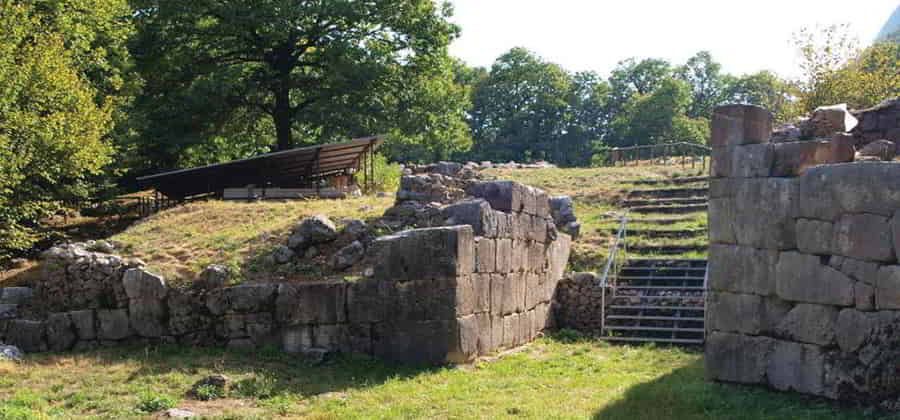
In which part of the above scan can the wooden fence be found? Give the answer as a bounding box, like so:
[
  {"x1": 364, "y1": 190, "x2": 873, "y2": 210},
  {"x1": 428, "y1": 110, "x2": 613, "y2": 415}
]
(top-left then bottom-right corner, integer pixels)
[{"x1": 608, "y1": 142, "x2": 712, "y2": 171}]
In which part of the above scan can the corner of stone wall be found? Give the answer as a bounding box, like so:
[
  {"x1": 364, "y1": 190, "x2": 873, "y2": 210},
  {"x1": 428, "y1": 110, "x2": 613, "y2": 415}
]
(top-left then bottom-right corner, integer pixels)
[{"x1": 706, "y1": 103, "x2": 900, "y2": 403}]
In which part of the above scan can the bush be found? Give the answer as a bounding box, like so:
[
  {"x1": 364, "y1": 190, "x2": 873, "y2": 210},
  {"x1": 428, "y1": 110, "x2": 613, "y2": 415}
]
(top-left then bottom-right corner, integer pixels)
[
  {"x1": 192, "y1": 384, "x2": 225, "y2": 401},
  {"x1": 135, "y1": 392, "x2": 176, "y2": 413},
  {"x1": 234, "y1": 374, "x2": 278, "y2": 399},
  {"x1": 356, "y1": 153, "x2": 401, "y2": 193}
]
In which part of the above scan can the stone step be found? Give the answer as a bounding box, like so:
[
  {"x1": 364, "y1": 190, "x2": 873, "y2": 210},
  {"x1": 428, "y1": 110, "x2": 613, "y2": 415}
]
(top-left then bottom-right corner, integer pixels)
[
  {"x1": 631, "y1": 176, "x2": 709, "y2": 186},
  {"x1": 606, "y1": 315, "x2": 705, "y2": 322},
  {"x1": 611, "y1": 285, "x2": 706, "y2": 291},
  {"x1": 629, "y1": 203, "x2": 708, "y2": 214},
  {"x1": 624, "y1": 197, "x2": 708, "y2": 208},
  {"x1": 616, "y1": 275, "x2": 706, "y2": 282},
  {"x1": 604, "y1": 325, "x2": 705, "y2": 333},
  {"x1": 628, "y1": 244, "x2": 708, "y2": 255},
  {"x1": 612, "y1": 228, "x2": 707, "y2": 238},
  {"x1": 622, "y1": 259, "x2": 708, "y2": 268},
  {"x1": 608, "y1": 305, "x2": 704, "y2": 311},
  {"x1": 628, "y1": 217, "x2": 698, "y2": 226},
  {"x1": 598, "y1": 336, "x2": 704, "y2": 345},
  {"x1": 627, "y1": 187, "x2": 709, "y2": 199}
]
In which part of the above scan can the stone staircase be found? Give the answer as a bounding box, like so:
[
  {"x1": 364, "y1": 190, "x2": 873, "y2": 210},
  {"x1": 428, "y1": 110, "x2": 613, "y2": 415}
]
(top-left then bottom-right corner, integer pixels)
[
  {"x1": 601, "y1": 259, "x2": 707, "y2": 344},
  {"x1": 621, "y1": 176, "x2": 709, "y2": 256}
]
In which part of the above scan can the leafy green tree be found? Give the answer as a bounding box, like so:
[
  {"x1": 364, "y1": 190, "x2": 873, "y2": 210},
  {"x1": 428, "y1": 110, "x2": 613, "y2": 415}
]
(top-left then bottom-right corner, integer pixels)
[
  {"x1": 607, "y1": 58, "x2": 672, "y2": 117},
  {"x1": 676, "y1": 51, "x2": 727, "y2": 119},
  {"x1": 560, "y1": 72, "x2": 610, "y2": 166},
  {"x1": 469, "y1": 48, "x2": 572, "y2": 163},
  {"x1": 724, "y1": 70, "x2": 800, "y2": 124},
  {"x1": 131, "y1": 0, "x2": 465, "y2": 169},
  {"x1": 0, "y1": 2, "x2": 113, "y2": 260}
]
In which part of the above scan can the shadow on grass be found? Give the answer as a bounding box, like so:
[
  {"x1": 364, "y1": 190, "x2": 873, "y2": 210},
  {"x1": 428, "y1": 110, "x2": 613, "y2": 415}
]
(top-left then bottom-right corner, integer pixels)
[
  {"x1": 591, "y1": 358, "x2": 881, "y2": 420},
  {"x1": 26, "y1": 344, "x2": 442, "y2": 400}
]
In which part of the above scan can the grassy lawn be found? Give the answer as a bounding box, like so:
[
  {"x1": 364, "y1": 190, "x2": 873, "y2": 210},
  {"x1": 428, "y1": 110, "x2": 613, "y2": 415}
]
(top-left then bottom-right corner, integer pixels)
[{"x1": 0, "y1": 334, "x2": 880, "y2": 419}]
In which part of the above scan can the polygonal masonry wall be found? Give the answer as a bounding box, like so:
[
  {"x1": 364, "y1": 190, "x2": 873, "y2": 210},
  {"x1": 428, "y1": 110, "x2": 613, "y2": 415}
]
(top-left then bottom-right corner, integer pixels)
[
  {"x1": 706, "y1": 103, "x2": 900, "y2": 403},
  {"x1": 0, "y1": 179, "x2": 571, "y2": 366}
]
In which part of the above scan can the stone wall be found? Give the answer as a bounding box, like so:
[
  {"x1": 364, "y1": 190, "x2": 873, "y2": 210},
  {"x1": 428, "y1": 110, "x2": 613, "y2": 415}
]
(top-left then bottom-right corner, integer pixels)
[
  {"x1": 1, "y1": 180, "x2": 572, "y2": 366},
  {"x1": 706, "y1": 103, "x2": 900, "y2": 404},
  {"x1": 853, "y1": 98, "x2": 900, "y2": 150},
  {"x1": 554, "y1": 272, "x2": 604, "y2": 333}
]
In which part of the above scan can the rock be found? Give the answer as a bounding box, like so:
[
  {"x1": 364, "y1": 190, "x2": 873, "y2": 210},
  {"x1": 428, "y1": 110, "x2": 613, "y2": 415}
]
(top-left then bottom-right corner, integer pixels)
[
  {"x1": 711, "y1": 104, "x2": 773, "y2": 146},
  {"x1": 802, "y1": 103, "x2": 858, "y2": 138},
  {"x1": 442, "y1": 199, "x2": 499, "y2": 237},
  {"x1": 373, "y1": 226, "x2": 475, "y2": 282},
  {"x1": 776, "y1": 252, "x2": 853, "y2": 306},
  {"x1": 561, "y1": 221, "x2": 580, "y2": 239},
  {"x1": 87, "y1": 241, "x2": 115, "y2": 254},
  {"x1": 766, "y1": 340, "x2": 829, "y2": 397},
  {"x1": 771, "y1": 124, "x2": 802, "y2": 142},
  {"x1": 196, "y1": 265, "x2": 229, "y2": 290},
  {"x1": 272, "y1": 245, "x2": 295, "y2": 264},
  {"x1": 97, "y1": 309, "x2": 131, "y2": 341},
  {"x1": 129, "y1": 299, "x2": 167, "y2": 337},
  {"x1": 46, "y1": 313, "x2": 77, "y2": 351},
  {"x1": 833, "y1": 213, "x2": 894, "y2": 262},
  {"x1": 205, "y1": 284, "x2": 277, "y2": 315},
  {"x1": 708, "y1": 292, "x2": 789, "y2": 335},
  {"x1": 342, "y1": 219, "x2": 369, "y2": 240},
  {"x1": 288, "y1": 215, "x2": 338, "y2": 249},
  {"x1": 69, "y1": 310, "x2": 96, "y2": 340},
  {"x1": 304, "y1": 247, "x2": 319, "y2": 259},
  {"x1": 857, "y1": 140, "x2": 896, "y2": 161},
  {"x1": 7, "y1": 320, "x2": 46, "y2": 352},
  {"x1": 876, "y1": 266, "x2": 900, "y2": 309},
  {"x1": 0, "y1": 287, "x2": 33, "y2": 305},
  {"x1": 705, "y1": 332, "x2": 774, "y2": 384},
  {"x1": 774, "y1": 304, "x2": 838, "y2": 346},
  {"x1": 0, "y1": 344, "x2": 23, "y2": 361},
  {"x1": 795, "y1": 219, "x2": 834, "y2": 255},
  {"x1": 331, "y1": 241, "x2": 365, "y2": 271},
  {"x1": 164, "y1": 408, "x2": 195, "y2": 418},
  {"x1": 795, "y1": 163, "x2": 900, "y2": 220},
  {"x1": 122, "y1": 268, "x2": 167, "y2": 301},
  {"x1": 836, "y1": 309, "x2": 877, "y2": 353}
]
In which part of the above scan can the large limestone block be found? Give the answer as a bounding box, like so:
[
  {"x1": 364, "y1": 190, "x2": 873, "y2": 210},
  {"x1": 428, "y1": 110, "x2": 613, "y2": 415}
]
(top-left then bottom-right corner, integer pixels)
[
  {"x1": 766, "y1": 340, "x2": 829, "y2": 397},
  {"x1": 705, "y1": 332, "x2": 774, "y2": 384},
  {"x1": 876, "y1": 265, "x2": 900, "y2": 309},
  {"x1": 771, "y1": 140, "x2": 852, "y2": 177},
  {"x1": 708, "y1": 244, "x2": 778, "y2": 295},
  {"x1": 833, "y1": 213, "x2": 894, "y2": 262},
  {"x1": 206, "y1": 284, "x2": 277, "y2": 316},
  {"x1": 893, "y1": 211, "x2": 900, "y2": 263},
  {"x1": 475, "y1": 238, "x2": 496, "y2": 273},
  {"x1": 455, "y1": 274, "x2": 490, "y2": 316},
  {"x1": 442, "y1": 199, "x2": 499, "y2": 237},
  {"x1": 7, "y1": 320, "x2": 46, "y2": 352},
  {"x1": 836, "y1": 309, "x2": 877, "y2": 353},
  {"x1": 346, "y1": 279, "x2": 384, "y2": 323},
  {"x1": 803, "y1": 103, "x2": 858, "y2": 138},
  {"x1": 452, "y1": 315, "x2": 480, "y2": 363},
  {"x1": 129, "y1": 298, "x2": 168, "y2": 337},
  {"x1": 383, "y1": 277, "x2": 457, "y2": 321},
  {"x1": 69, "y1": 310, "x2": 96, "y2": 340},
  {"x1": 709, "y1": 178, "x2": 737, "y2": 199},
  {"x1": 795, "y1": 219, "x2": 834, "y2": 255},
  {"x1": 281, "y1": 325, "x2": 313, "y2": 354},
  {"x1": 795, "y1": 163, "x2": 900, "y2": 221},
  {"x1": 774, "y1": 304, "x2": 838, "y2": 346},
  {"x1": 731, "y1": 144, "x2": 774, "y2": 178},
  {"x1": 97, "y1": 309, "x2": 131, "y2": 340},
  {"x1": 835, "y1": 257, "x2": 880, "y2": 285},
  {"x1": 776, "y1": 252, "x2": 853, "y2": 306},
  {"x1": 711, "y1": 104, "x2": 773, "y2": 147},
  {"x1": 547, "y1": 233, "x2": 572, "y2": 283},
  {"x1": 708, "y1": 292, "x2": 789, "y2": 335},
  {"x1": 373, "y1": 226, "x2": 475, "y2": 281},
  {"x1": 46, "y1": 313, "x2": 77, "y2": 352},
  {"x1": 467, "y1": 181, "x2": 535, "y2": 214},
  {"x1": 122, "y1": 268, "x2": 167, "y2": 301},
  {"x1": 733, "y1": 178, "x2": 797, "y2": 249},
  {"x1": 373, "y1": 320, "x2": 457, "y2": 365},
  {"x1": 710, "y1": 147, "x2": 732, "y2": 178},
  {"x1": 708, "y1": 198, "x2": 737, "y2": 244},
  {"x1": 276, "y1": 282, "x2": 347, "y2": 325}
]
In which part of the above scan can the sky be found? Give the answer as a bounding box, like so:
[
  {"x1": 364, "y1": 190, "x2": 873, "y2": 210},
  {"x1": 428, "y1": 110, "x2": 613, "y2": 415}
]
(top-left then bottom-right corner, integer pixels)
[{"x1": 447, "y1": 0, "x2": 899, "y2": 79}]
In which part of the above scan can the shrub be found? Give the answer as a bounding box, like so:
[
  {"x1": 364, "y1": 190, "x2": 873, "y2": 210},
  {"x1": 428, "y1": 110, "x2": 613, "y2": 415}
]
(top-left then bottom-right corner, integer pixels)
[
  {"x1": 356, "y1": 153, "x2": 401, "y2": 193},
  {"x1": 135, "y1": 392, "x2": 176, "y2": 413},
  {"x1": 234, "y1": 374, "x2": 278, "y2": 399},
  {"x1": 193, "y1": 384, "x2": 225, "y2": 401}
]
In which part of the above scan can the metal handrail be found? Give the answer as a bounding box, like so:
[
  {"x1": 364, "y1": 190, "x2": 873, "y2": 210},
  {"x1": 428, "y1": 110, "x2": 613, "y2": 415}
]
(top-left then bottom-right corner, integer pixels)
[
  {"x1": 611, "y1": 142, "x2": 712, "y2": 153},
  {"x1": 599, "y1": 213, "x2": 629, "y2": 337},
  {"x1": 608, "y1": 142, "x2": 712, "y2": 171}
]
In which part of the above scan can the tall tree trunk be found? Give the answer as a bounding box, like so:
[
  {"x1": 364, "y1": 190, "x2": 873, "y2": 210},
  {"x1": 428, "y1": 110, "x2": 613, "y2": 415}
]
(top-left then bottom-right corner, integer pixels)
[{"x1": 274, "y1": 84, "x2": 292, "y2": 151}]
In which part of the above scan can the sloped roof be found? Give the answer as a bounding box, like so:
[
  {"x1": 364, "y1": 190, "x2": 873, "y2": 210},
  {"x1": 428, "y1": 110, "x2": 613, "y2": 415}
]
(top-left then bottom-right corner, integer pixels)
[{"x1": 137, "y1": 136, "x2": 382, "y2": 198}]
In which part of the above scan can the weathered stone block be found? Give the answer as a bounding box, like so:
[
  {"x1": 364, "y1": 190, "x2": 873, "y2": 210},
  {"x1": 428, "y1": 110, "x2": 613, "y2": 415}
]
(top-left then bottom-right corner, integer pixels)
[
  {"x1": 774, "y1": 304, "x2": 838, "y2": 346},
  {"x1": 373, "y1": 320, "x2": 456, "y2": 365},
  {"x1": 474, "y1": 312, "x2": 493, "y2": 354},
  {"x1": 276, "y1": 282, "x2": 347, "y2": 325},
  {"x1": 442, "y1": 199, "x2": 498, "y2": 237},
  {"x1": 708, "y1": 244, "x2": 778, "y2": 295},
  {"x1": 69, "y1": 310, "x2": 96, "y2": 340},
  {"x1": 734, "y1": 178, "x2": 797, "y2": 249},
  {"x1": 46, "y1": 313, "x2": 76, "y2": 352},
  {"x1": 467, "y1": 181, "x2": 532, "y2": 213},
  {"x1": 795, "y1": 219, "x2": 834, "y2": 255},
  {"x1": 833, "y1": 213, "x2": 894, "y2": 262},
  {"x1": 547, "y1": 233, "x2": 571, "y2": 283},
  {"x1": 453, "y1": 314, "x2": 479, "y2": 363},
  {"x1": 313, "y1": 324, "x2": 347, "y2": 351},
  {"x1": 708, "y1": 292, "x2": 789, "y2": 334},
  {"x1": 766, "y1": 340, "x2": 828, "y2": 397},
  {"x1": 384, "y1": 277, "x2": 457, "y2": 321},
  {"x1": 876, "y1": 266, "x2": 900, "y2": 310},
  {"x1": 854, "y1": 282, "x2": 875, "y2": 311},
  {"x1": 122, "y1": 268, "x2": 167, "y2": 301},
  {"x1": 97, "y1": 309, "x2": 131, "y2": 341},
  {"x1": 347, "y1": 279, "x2": 384, "y2": 323},
  {"x1": 836, "y1": 309, "x2": 877, "y2": 353},
  {"x1": 510, "y1": 240, "x2": 528, "y2": 270},
  {"x1": 711, "y1": 147, "x2": 733, "y2": 178},
  {"x1": 167, "y1": 291, "x2": 211, "y2": 336},
  {"x1": 795, "y1": 163, "x2": 900, "y2": 220},
  {"x1": 206, "y1": 284, "x2": 277, "y2": 315},
  {"x1": 709, "y1": 198, "x2": 737, "y2": 244},
  {"x1": 731, "y1": 144, "x2": 773, "y2": 178},
  {"x1": 776, "y1": 252, "x2": 853, "y2": 306},
  {"x1": 475, "y1": 238, "x2": 496, "y2": 273},
  {"x1": 705, "y1": 332, "x2": 773, "y2": 384},
  {"x1": 524, "y1": 272, "x2": 542, "y2": 310},
  {"x1": 373, "y1": 226, "x2": 475, "y2": 281},
  {"x1": 771, "y1": 140, "x2": 851, "y2": 177},
  {"x1": 711, "y1": 104, "x2": 773, "y2": 147},
  {"x1": 281, "y1": 325, "x2": 313, "y2": 353},
  {"x1": 838, "y1": 258, "x2": 880, "y2": 285},
  {"x1": 129, "y1": 299, "x2": 167, "y2": 337},
  {"x1": 0, "y1": 287, "x2": 33, "y2": 305},
  {"x1": 7, "y1": 320, "x2": 46, "y2": 352}
]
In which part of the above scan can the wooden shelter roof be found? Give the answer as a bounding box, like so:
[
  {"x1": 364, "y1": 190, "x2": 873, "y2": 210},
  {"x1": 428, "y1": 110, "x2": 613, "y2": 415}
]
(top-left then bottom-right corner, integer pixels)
[{"x1": 137, "y1": 136, "x2": 383, "y2": 199}]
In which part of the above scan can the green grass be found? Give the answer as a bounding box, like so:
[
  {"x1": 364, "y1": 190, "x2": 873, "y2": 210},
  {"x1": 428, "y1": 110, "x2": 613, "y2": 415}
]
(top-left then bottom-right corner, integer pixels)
[{"x1": 0, "y1": 335, "x2": 883, "y2": 419}]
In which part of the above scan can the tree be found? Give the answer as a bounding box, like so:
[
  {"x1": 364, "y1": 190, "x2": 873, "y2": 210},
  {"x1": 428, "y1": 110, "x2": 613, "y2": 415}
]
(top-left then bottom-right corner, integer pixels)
[
  {"x1": 0, "y1": 2, "x2": 113, "y2": 260},
  {"x1": 676, "y1": 51, "x2": 728, "y2": 119},
  {"x1": 607, "y1": 58, "x2": 672, "y2": 117},
  {"x1": 611, "y1": 77, "x2": 701, "y2": 146},
  {"x1": 131, "y1": 0, "x2": 463, "y2": 163},
  {"x1": 469, "y1": 48, "x2": 572, "y2": 163},
  {"x1": 725, "y1": 70, "x2": 800, "y2": 124},
  {"x1": 560, "y1": 72, "x2": 610, "y2": 166}
]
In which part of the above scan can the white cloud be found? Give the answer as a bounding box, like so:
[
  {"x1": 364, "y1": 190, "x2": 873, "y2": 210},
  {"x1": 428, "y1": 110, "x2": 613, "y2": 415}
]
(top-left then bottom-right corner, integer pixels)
[{"x1": 447, "y1": 0, "x2": 898, "y2": 78}]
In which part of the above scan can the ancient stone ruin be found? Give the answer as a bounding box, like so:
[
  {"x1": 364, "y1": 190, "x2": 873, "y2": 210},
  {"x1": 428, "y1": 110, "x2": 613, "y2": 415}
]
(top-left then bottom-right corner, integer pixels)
[
  {"x1": 706, "y1": 100, "x2": 900, "y2": 405},
  {"x1": 0, "y1": 167, "x2": 574, "y2": 366}
]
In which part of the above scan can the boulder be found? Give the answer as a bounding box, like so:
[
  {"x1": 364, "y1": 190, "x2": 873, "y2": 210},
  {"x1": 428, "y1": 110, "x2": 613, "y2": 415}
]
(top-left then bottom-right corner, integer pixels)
[
  {"x1": 342, "y1": 219, "x2": 369, "y2": 241},
  {"x1": 0, "y1": 344, "x2": 23, "y2": 361},
  {"x1": 857, "y1": 140, "x2": 896, "y2": 161},
  {"x1": 331, "y1": 241, "x2": 365, "y2": 271},
  {"x1": 771, "y1": 124, "x2": 802, "y2": 143},
  {"x1": 196, "y1": 265, "x2": 229, "y2": 290},
  {"x1": 802, "y1": 103, "x2": 858, "y2": 138},
  {"x1": 287, "y1": 215, "x2": 338, "y2": 249},
  {"x1": 122, "y1": 268, "x2": 167, "y2": 301},
  {"x1": 271, "y1": 245, "x2": 295, "y2": 264}
]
